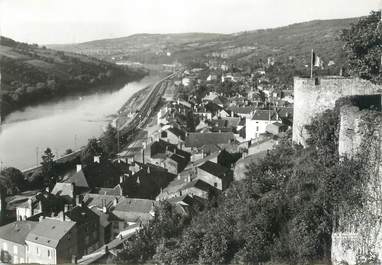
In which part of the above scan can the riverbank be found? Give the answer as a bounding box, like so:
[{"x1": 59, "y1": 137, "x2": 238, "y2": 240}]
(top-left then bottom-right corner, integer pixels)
[
  {"x1": 1, "y1": 72, "x2": 148, "y2": 120},
  {"x1": 0, "y1": 76, "x2": 157, "y2": 170}
]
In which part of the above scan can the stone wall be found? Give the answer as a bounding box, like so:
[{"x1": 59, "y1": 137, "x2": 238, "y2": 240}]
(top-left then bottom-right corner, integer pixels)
[
  {"x1": 332, "y1": 104, "x2": 382, "y2": 265},
  {"x1": 292, "y1": 76, "x2": 382, "y2": 146}
]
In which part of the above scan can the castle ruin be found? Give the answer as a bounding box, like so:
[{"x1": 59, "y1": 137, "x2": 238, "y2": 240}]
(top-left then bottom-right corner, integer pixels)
[
  {"x1": 292, "y1": 76, "x2": 382, "y2": 264},
  {"x1": 292, "y1": 76, "x2": 382, "y2": 146}
]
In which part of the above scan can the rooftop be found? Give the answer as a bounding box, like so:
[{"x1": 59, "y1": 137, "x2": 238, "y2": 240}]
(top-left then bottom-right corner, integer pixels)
[
  {"x1": 26, "y1": 218, "x2": 76, "y2": 248},
  {"x1": 0, "y1": 221, "x2": 37, "y2": 245}
]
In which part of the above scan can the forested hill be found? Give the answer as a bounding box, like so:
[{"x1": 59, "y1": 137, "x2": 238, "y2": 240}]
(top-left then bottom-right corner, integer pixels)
[
  {"x1": 50, "y1": 17, "x2": 359, "y2": 66},
  {"x1": 0, "y1": 36, "x2": 147, "y2": 117}
]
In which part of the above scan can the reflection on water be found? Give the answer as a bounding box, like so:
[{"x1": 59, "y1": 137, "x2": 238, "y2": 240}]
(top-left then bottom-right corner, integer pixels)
[{"x1": 0, "y1": 76, "x2": 157, "y2": 170}]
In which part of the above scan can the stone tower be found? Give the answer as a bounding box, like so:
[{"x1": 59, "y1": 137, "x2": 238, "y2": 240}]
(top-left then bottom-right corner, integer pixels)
[{"x1": 292, "y1": 76, "x2": 382, "y2": 146}]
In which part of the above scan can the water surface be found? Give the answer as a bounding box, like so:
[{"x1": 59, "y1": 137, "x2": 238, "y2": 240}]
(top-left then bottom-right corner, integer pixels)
[{"x1": 0, "y1": 76, "x2": 158, "y2": 170}]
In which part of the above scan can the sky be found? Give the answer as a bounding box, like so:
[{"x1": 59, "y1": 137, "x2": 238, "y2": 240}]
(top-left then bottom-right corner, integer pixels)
[{"x1": 0, "y1": 0, "x2": 381, "y2": 44}]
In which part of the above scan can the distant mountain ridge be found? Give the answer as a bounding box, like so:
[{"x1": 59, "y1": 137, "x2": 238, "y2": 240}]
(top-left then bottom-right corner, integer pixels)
[
  {"x1": 49, "y1": 17, "x2": 360, "y2": 66},
  {"x1": 0, "y1": 36, "x2": 146, "y2": 117}
]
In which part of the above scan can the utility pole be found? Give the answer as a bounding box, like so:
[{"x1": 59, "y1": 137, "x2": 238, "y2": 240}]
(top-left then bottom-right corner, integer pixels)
[{"x1": 35, "y1": 147, "x2": 39, "y2": 166}]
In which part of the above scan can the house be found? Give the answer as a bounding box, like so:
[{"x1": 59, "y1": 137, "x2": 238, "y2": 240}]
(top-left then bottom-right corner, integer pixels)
[
  {"x1": 63, "y1": 167, "x2": 90, "y2": 193},
  {"x1": 96, "y1": 184, "x2": 123, "y2": 196},
  {"x1": 51, "y1": 182, "x2": 75, "y2": 204},
  {"x1": 178, "y1": 179, "x2": 215, "y2": 199},
  {"x1": 0, "y1": 220, "x2": 37, "y2": 264},
  {"x1": 182, "y1": 78, "x2": 191, "y2": 87},
  {"x1": 157, "y1": 105, "x2": 169, "y2": 125},
  {"x1": 185, "y1": 132, "x2": 235, "y2": 151},
  {"x1": 25, "y1": 217, "x2": 78, "y2": 264},
  {"x1": 160, "y1": 126, "x2": 186, "y2": 146},
  {"x1": 122, "y1": 165, "x2": 176, "y2": 199},
  {"x1": 90, "y1": 208, "x2": 112, "y2": 246},
  {"x1": 202, "y1": 91, "x2": 219, "y2": 102},
  {"x1": 16, "y1": 197, "x2": 42, "y2": 221},
  {"x1": 228, "y1": 106, "x2": 257, "y2": 119},
  {"x1": 65, "y1": 205, "x2": 100, "y2": 256},
  {"x1": 266, "y1": 122, "x2": 288, "y2": 136},
  {"x1": 207, "y1": 74, "x2": 218, "y2": 82},
  {"x1": 164, "y1": 154, "x2": 189, "y2": 174},
  {"x1": 111, "y1": 198, "x2": 155, "y2": 237},
  {"x1": 245, "y1": 110, "x2": 280, "y2": 140},
  {"x1": 197, "y1": 161, "x2": 232, "y2": 190}
]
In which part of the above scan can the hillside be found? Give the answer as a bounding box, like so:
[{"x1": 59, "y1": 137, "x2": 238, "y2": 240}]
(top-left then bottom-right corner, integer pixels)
[
  {"x1": 0, "y1": 36, "x2": 147, "y2": 117},
  {"x1": 50, "y1": 17, "x2": 359, "y2": 66}
]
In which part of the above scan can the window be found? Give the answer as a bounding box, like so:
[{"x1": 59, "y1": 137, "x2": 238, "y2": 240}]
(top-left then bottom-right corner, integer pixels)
[
  {"x1": 214, "y1": 182, "x2": 217, "y2": 187},
  {"x1": 26, "y1": 245, "x2": 29, "y2": 253},
  {"x1": 13, "y1": 245, "x2": 18, "y2": 254},
  {"x1": 48, "y1": 249, "x2": 51, "y2": 258},
  {"x1": 256, "y1": 126, "x2": 259, "y2": 132},
  {"x1": 36, "y1": 247, "x2": 39, "y2": 255}
]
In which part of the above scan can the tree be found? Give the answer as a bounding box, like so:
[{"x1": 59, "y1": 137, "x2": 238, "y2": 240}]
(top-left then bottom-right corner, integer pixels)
[
  {"x1": 81, "y1": 138, "x2": 104, "y2": 165},
  {"x1": 41, "y1": 148, "x2": 57, "y2": 190},
  {"x1": 101, "y1": 124, "x2": 118, "y2": 155},
  {"x1": 341, "y1": 11, "x2": 382, "y2": 83},
  {"x1": 0, "y1": 167, "x2": 28, "y2": 193}
]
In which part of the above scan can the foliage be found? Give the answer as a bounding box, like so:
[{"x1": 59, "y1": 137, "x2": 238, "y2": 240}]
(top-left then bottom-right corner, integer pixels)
[
  {"x1": 0, "y1": 36, "x2": 147, "y2": 117},
  {"x1": 81, "y1": 138, "x2": 104, "y2": 165},
  {"x1": 101, "y1": 124, "x2": 118, "y2": 155},
  {"x1": 341, "y1": 11, "x2": 382, "y2": 83},
  {"x1": 41, "y1": 148, "x2": 58, "y2": 190},
  {"x1": 126, "y1": 109, "x2": 367, "y2": 265},
  {"x1": 116, "y1": 201, "x2": 189, "y2": 264},
  {"x1": 0, "y1": 167, "x2": 28, "y2": 194}
]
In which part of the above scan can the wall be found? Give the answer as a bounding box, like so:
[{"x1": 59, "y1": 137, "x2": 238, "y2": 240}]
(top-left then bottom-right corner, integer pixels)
[
  {"x1": 246, "y1": 118, "x2": 276, "y2": 140},
  {"x1": 292, "y1": 76, "x2": 382, "y2": 146},
  {"x1": 0, "y1": 240, "x2": 26, "y2": 264},
  {"x1": 197, "y1": 170, "x2": 222, "y2": 190},
  {"x1": 332, "y1": 105, "x2": 382, "y2": 265}
]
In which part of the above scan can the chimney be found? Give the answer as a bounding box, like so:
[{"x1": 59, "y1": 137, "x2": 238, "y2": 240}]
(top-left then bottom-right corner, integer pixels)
[
  {"x1": 120, "y1": 175, "x2": 124, "y2": 184},
  {"x1": 39, "y1": 215, "x2": 45, "y2": 222},
  {"x1": 75, "y1": 195, "x2": 81, "y2": 206},
  {"x1": 94, "y1": 156, "x2": 100, "y2": 163},
  {"x1": 187, "y1": 175, "x2": 191, "y2": 183},
  {"x1": 64, "y1": 204, "x2": 70, "y2": 213},
  {"x1": 58, "y1": 211, "x2": 65, "y2": 221},
  {"x1": 113, "y1": 198, "x2": 118, "y2": 207},
  {"x1": 76, "y1": 164, "x2": 82, "y2": 172}
]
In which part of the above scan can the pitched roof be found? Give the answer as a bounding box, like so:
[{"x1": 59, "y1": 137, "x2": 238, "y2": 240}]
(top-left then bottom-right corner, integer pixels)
[
  {"x1": 228, "y1": 106, "x2": 257, "y2": 114},
  {"x1": 84, "y1": 193, "x2": 123, "y2": 210},
  {"x1": 198, "y1": 161, "x2": 230, "y2": 178},
  {"x1": 65, "y1": 205, "x2": 99, "y2": 224},
  {"x1": 0, "y1": 221, "x2": 37, "y2": 245},
  {"x1": 64, "y1": 170, "x2": 89, "y2": 189},
  {"x1": 180, "y1": 179, "x2": 213, "y2": 192},
  {"x1": 52, "y1": 182, "x2": 74, "y2": 200},
  {"x1": 167, "y1": 127, "x2": 186, "y2": 140},
  {"x1": 252, "y1": 110, "x2": 279, "y2": 121},
  {"x1": 112, "y1": 198, "x2": 155, "y2": 223},
  {"x1": 185, "y1": 132, "x2": 235, "y2": 148},
  {"x1": 97, "y1": 185, "x2": 123, "y2": 196},
  {"x1": 26, "y1": 218, "x2": 76, "y2": 248}
]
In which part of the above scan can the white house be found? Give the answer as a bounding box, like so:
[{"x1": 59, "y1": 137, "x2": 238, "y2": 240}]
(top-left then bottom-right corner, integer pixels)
[{"x1": 245, "y1": 110, "x2": 280, "y2": 140}]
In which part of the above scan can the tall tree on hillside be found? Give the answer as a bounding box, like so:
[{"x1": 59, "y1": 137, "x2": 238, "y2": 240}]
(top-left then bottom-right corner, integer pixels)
[
  {"x1": 41, "y1": 148, "x2": 57, "y2": 190},
  {"x1": 341, "y1": 11, "x2": 382, "y2": 83}
]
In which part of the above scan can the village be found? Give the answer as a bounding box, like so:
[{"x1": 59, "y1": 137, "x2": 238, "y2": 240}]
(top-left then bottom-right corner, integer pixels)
[{"x1": 0, "y1": 57, "x2": 296, "y2": 264}]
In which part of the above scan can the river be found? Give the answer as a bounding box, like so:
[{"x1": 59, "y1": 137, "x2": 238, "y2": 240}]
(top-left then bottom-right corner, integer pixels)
[{"x1": 0, "y1": 75, "x2": 159, "y2": 170}]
